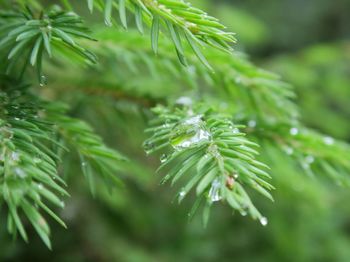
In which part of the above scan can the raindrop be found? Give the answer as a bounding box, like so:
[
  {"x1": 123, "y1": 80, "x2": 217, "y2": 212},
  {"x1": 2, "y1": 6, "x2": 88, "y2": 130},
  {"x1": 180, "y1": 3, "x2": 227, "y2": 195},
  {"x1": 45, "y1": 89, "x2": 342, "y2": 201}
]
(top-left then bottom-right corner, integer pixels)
[
  {"x1": 184, "y1": 115, "x2": 202, "y2": 125},
  {"x1": 178, "y1": 190, "x2": 186, "y2": 202},
  {"x1": 176, "y1": 96, "x2": 192, "y2": 106},
  {"x1": 15, "y1": 168, "x2": 27, "y2": 178},
  {"x1": 47, "y1": 25, "x2": 52, "y2": 30},
  {"x1": 208, "y1": 178, "x2": 222, "y2": 202},
  {"x1": 260, "y1": 216, "x2": 268, "y2": 226},
  {"x1": 248, "y1": 120, "x2": 256, "y2": 128},
  {"x1": 305, "y1": 155, "x2": 314, "y2": 164},
  {"x1": 290, "y1": 127, "x2": 299, "y2": 136},
  {"x1": 323, "y1": 136, "x2": 334, "y2": 145},
  {"x1": 81, "y1": 162, "x2": 87, "y2": 167},
  {"x1": 285, "y1": 147, "x2": 294, "y2": 155},
  {"x1": 34, "y1": 157, "x2": 42, "y2": 164},
  {"x1": 232, "y1": 127, "x2": 239, "y2": 134},
  {"x1": 11, "y1": 151, "x2": 20, "y2": 161},
  {"x1": 160, "y1": 154, "x2": 168, "y2": 163},
  {"x1": 14, "y1": 117, "x2": 20, "y2": 121},
  {"x1": 40, "y1": 75, "x2": 47, "y2": 87},
  {"x1": 37, "y1": 183, "x2": 43, "y2": 190},
  {"x1": 240, "y1": 210, "x2": 247, "y2": 216}
]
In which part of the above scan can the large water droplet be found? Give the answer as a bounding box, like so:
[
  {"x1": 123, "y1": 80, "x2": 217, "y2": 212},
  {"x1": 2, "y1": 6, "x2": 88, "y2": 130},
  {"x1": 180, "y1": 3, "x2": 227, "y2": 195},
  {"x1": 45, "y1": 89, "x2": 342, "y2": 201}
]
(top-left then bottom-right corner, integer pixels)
[
  {"x1": 290, "y1": 127, "x2": 299, "y2": 136},
  {"x1": 208, "y1": 178, "x2": 222, "y2": 202},
  {"x1": 260, "y1": 216, "x2": 268, "y2": 226}
]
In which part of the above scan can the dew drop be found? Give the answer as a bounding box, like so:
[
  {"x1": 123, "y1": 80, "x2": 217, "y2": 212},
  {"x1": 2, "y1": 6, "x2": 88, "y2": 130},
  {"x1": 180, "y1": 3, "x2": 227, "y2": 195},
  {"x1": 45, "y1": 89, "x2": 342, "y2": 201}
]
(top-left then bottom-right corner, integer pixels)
[
  {"x1": 15, "y1": 168, "x2": 27, "y2": 178},
  {"x1": 305, "y1": 155, "x2": 314, "y2": 164},
  {"x1": 290, "y1": 127, "x2": 299, "y2": 136},
  {"x1": 232, "y1": 127, "x2": 239, "y2": 134},
  {"x1": 323, "y1": 136, "x2": 334, "y2": 145},
  {"x1": 178, "y1": 190, "x2": 186, "y2": 202},
  {"x1": 176, "y1": 96, "x2": 192, "y2": 106},
  {"x1": 11, "y1": 151, "x2": 20, "y2": 161},
  {"x1": 160, "y1": 154, "x2": 168, "y2": 163},
  {"x1": 285, "y1": 147, "x2": 294, "y2": 155},
  {"x1": 248, "y1": 120, "x2": 256, "y2": 128},
  {"x1": 260, "y1": 216, "x2": 268, "y2": 226},
  {"x1": 40, "y1": 75, "x2": 47, "y2": 87},
  {"x1": 37, "y1": 183, "x2": 43, "y2": 190},
  {"x1": 208, "y1": 178, "x2": 222, "y2": 202}
]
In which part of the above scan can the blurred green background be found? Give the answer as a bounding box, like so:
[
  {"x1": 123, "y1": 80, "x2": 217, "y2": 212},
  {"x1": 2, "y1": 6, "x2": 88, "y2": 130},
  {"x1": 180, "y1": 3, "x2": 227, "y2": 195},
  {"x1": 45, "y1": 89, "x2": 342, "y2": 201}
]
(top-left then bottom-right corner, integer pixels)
[{"x1": 1, "y1": 0, "x2": 350, "y2": 261}]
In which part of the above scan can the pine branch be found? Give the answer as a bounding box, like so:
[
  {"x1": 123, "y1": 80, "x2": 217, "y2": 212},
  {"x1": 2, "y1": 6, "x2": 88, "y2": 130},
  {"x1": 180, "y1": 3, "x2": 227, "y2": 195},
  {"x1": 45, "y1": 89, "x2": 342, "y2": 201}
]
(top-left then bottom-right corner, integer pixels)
[
  {"x1": 0, "y1": 7, "x2": 96, "y2": 83},
  {"x1": 144, "y1": 103, "x2": 273, "y2": 225},
  {"x1": 0, "y1": 76, "x2": 126, "y2": 247}
]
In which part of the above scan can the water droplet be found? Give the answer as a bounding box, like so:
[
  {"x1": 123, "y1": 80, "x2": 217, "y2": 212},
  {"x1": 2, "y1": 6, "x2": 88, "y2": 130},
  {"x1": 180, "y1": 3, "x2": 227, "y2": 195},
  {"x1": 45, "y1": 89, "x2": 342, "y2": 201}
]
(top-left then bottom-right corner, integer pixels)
[
  {"x1": 104, "y1": 19, "x2": 112, "y2": 27},
  {"x1": 232, "y1": 127, "x2": 239, "y2": 134},
  {"x1": 240, "y1": 210, "x2": 247, "y2": 216},
  {"x1": 248, "y1": 120, "x2": 256, "y2": 128},
  {"x1": 178, "y1": 190, "x2": 186, "y2": 202},
  {"x1": 174, "y1": 129, "x2": 210, "y2": 150},
  {"x1": 235, "y1": 77, "x2": 242, "y2": 84},
  {"x1": 323, "y1": 136, "x2": 334, "y2": 145},
  {"x1": 305, "y1": 155, "x2": 314, "y2": 164},
  {"x1": 37, "y1": 184, "x2": 43, "y2": 190},
  {"x1": 47, "y1": 25, "x2": 52, "y2": 30},
  {"x1": 176, "y1": 96, "x2": 192, "y2": 106},
  {"x1": 15, "y1": 168, "x2": 27, "y2": 178},
  {"x1": 40, "y1": 75, "x2": 47, "y2": 87},
  {"x1": 34, "y1": 157, "x2": 42, "y2": 164},
  {"x1": 260, "y1": 216, "x2": 268, "y2": 226},
  {"x1": 284, "y1": 147, "x2": 294, "y2": 155},
  {"x1": 184, "y1": 115, "x2": 202, "y2": 125},
  {"x1": 81, "y1": 162, "x2": 87, "y2": 167},
  {"x1": 290, "y1": 127, "x2": 299, "y2": 136},
  {"x1": 160, "y1": 154, "x2": 168, "y2": 163},
  {"x1": 208, "y1": 178, "x2": 222, "y2": 202},
  {"x1": 11, "y1": 151, "x2": 20, "y2": 161},
  {"x1": 144, "y1": 141, "x2": 154, "y2": 152},
  {"x1": 14, "y1": 117, "x2": 20, "y2": 121}
]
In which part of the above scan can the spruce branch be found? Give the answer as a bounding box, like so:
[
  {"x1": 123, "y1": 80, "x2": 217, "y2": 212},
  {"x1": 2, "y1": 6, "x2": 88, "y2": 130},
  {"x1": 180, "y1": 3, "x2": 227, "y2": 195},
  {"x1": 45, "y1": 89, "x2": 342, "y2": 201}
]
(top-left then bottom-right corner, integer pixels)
[
  {"x1": 144, "y1": 103, "x2": 273, "y2": 225},
  {"x1": 0, "y1": 6, "x2": 96, "y2": 84}
]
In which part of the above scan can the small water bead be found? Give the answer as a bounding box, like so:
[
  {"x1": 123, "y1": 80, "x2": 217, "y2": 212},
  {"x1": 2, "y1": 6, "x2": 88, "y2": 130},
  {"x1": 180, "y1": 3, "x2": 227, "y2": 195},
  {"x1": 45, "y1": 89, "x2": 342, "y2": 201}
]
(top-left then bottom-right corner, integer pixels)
[
  {"x1": 248, "y1": 120, "x2": 256, "y2": 128},
  {"x1": 208, "y1": 178, "x2": 222, "y2": 202},
  {"x1": 323, "y1": 136, "x2": 334, "y2": 145},
  {"x1": 160, "y1": 154, "x2": 168, "y2": 163},
  {"x1": 37, "y1": 183, "x2": 43, "y2": 190},
  {"x1": 232, "y1": 127, "x2": 240, "y2": 134},
  {"x1": 178, "y1": 190, "x2": 186, "y2": 202},
  {"x1": 15, "y1": 167, "x2": 27, "y2": 178},
  {"x1": 14, "y1": 117, "x2": 20, "y2": 121},
  {"x1": 260, "y1": 216, "x2": 268, "y2": 226},
  {"x1": 240, "y1": 210, "x2": 247, "y2": 216},
  {"x1": 176, "y1": 96, "x2": 193, "y2": 106},
  {"x1": 39, "y1": 75, "x2": 48, "y2": 87},
  {"x1": 305, "y1": 155, "x2": 315, "y2": 164},
  {"x1": 11, "y1": 151, "x2": 20, "y2": 161},
  {"x1": 290, "y1": 127, "x2": 299, "y2": 136},
  {"x1": 47, "y1": 25, "x2": 52, "y2": 30},
  {"x1": 81, "y1": 162, "x2": 87, "y2": 167},
  {"x1": 284, "y1": 147, "x2": 294, "y2": 155}
]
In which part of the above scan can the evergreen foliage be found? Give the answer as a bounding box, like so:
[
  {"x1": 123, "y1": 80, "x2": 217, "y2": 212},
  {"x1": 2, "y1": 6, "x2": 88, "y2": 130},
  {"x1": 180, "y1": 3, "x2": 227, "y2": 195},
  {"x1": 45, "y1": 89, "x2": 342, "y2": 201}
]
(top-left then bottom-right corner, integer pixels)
[{"x1": 0, "y1": 0, "x2": 349, "y2": 249}]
